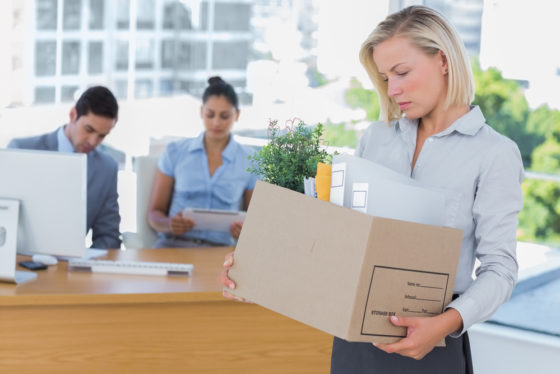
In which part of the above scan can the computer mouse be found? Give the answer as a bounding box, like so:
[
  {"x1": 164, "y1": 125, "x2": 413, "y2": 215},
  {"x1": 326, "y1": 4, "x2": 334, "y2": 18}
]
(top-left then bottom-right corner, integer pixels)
[{"x1": 32, "y1": 254, "x2": 58, "y2": 266}]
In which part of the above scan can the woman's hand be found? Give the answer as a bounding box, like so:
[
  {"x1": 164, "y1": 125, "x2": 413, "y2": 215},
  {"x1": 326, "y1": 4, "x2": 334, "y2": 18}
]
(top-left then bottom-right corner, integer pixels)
[
  {"x1": 219, "y1": 251, "x2": 251, "y2": 303},
  {"x1": 229, "y1": 221, "x2": 243, "y2": 239},
  {"x1": 374, "y1": 308, "x2": 463, "y2": 360},
  {"x1": 169, "y1": 212, "x2": 194, "y2": 235}
]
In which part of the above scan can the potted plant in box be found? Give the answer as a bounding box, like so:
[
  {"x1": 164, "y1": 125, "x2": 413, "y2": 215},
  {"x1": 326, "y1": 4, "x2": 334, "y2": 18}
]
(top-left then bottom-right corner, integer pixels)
[{"x1": 248, "y1": 119, "x2": 332, "y2": 193}]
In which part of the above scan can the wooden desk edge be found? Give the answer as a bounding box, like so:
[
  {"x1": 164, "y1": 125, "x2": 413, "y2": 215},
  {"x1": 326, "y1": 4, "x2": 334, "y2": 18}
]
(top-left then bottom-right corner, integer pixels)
[{"x1": 0, "y1": 290, "x2": 228, "y2": 307}]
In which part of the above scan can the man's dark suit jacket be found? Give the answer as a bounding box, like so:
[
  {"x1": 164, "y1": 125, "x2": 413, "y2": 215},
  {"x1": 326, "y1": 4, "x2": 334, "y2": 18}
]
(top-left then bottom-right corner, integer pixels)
[{"x1": 8, "y1": 127, "x2": 121, "y2": 249}]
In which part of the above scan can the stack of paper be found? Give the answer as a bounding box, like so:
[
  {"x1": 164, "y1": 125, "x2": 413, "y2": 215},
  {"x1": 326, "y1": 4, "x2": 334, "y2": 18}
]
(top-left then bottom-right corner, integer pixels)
[{"x1": 330, "y1": 154, "x2": 445, "y2": 226}]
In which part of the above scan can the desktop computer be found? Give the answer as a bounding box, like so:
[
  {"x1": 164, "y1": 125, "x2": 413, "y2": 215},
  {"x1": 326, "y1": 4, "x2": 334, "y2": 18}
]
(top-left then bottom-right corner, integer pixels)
[{"x1": 0, "y1": 149, "x2": 87, "y2": 283}]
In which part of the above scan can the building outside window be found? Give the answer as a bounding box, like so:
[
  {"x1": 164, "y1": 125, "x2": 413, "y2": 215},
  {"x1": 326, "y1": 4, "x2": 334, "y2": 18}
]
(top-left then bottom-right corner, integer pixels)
[
  {"x1": 35, "y1": 41, "x2": 56, "y2": 76},
  {"x1": 162, "y1": 1, "x2": 192, "y2": 30},
  {"x1": 213, "y1": 41, "x2": 249, "y2": 70},
  {"x1": 62, "y1": 41, "x2": 80, "y2": 75},
  {"x1": 213, "y1": 3, "x2": 251, "y2": 31},
  {"x1": 88, "y1": 41, "x2": 104, "y2": 74},
  {"x1": 137, "y1": 0, "x2": 156, "y2": 29},
  {"x1": 22, "y1": 0, "x2": 253, "y2": 105},
  {"x1": 36, "y1": 0, "x2": 57, "y2": 30},
  {"x1": 63, "y1": 0, "x2": 82, "y2": 30},
  {"x1": 160, "y1": 39, "x2": 175, "y2": 69},
  {"x1": 115, "y1": 40, "x2": 129, "y2": 71},
  {"x1": 135, "y1": 79, "x2": 153, "y2": 98},
  {"x1": 117, "y1": 0, "x2": 130, "y2": 29},
  {"x1": 89, "y1": 0, "x2": 105, "y2": 30},
  {"x1": 61, "y1": 85, "x2": 79, "y2": 102},
  {"x1": 135, "y1": 39, "x2": 155, "y2": 69},
  {"x1": 114, "y1": 79, "x2": 128, "y2": 99},
  {"x1": 34, "y1": 86, "x2": 55, "y2": 104}
]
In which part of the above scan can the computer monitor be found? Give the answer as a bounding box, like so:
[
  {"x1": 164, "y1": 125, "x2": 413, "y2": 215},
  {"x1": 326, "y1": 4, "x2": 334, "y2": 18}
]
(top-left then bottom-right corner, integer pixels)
[{"x1": 0, "y1": 148, "x2": 87, "y2": 258}]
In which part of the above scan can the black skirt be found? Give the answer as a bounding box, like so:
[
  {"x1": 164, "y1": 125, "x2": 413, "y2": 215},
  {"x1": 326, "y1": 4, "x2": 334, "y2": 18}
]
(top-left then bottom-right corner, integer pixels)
[{"x1": 330, "y1": 332, "x2": 473, "y2": 374}]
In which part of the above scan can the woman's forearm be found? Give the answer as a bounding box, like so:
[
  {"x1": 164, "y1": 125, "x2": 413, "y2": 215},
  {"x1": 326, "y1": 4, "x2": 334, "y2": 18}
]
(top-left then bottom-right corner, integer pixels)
[{"x1": 148, "y1": 210, "x2": 171, "y2": 233}]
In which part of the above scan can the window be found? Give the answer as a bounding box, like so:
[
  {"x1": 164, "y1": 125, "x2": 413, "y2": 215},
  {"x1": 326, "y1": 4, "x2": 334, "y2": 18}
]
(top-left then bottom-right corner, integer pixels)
[
  {"x1": 89, "y1": 0, "x2": 104, "y2": 30},
  {"x1": 115, "y1": 40, "x2": 129, "y2": 70},
  {"x1": 176, "y1": 41, "x2": 193, "y2": 69},
  {"x1": 214, "y1": 3, "x2": 251, "y2": 32},
  {"x1": 114, "y1": 80, "x2": 128, "y2": 99},
  {"x1": 62, "y1": 41, "x2": 80, "y2": 75},
  {"x1": 35, "y1": 41, "x2": 57, "y2": 76},
  {"x1": 36, "y1": 0, "x2": 57, "y2": 30},
  {"x1": 161, "y1": 40, "x2": 206, "y2": 70},
  {"x1": 116, "y1": 0, "x2": 130, "y2": 29},
  {"x1": 212, "y1": 41, "x2": 249, "y2": 69},
  {"x1": 61, "y1": 86, "x2": 79, "y2": 102},
  {"x1": 88, "y1": 41, "x2": 103, "y2": 74},
  {"x1": 62, "y1": 41, "x2": 81, "y2": 75},
  {"x1": 190, "y1": 42, "x2": 206, "y2": 70},
  {"x1": 159, "y1": 78, "x2": 174, "y2": 95},
  {"x1": 135, "y1": 39, "x2": 154, "y2": 69},
  {"x1": 137, "y1": 0, "x2": 155, "y2": 29},
  {"x1": 34, "y1": 86, "x2": 56, "y2": 104},
  {"x1": 200, "y1": 2, "x2": 251, "y2": 31},
  {"x1": 135, "y1": 79, "x2": 153, "y2": 98},
  {"x1": 160, "y1": 40, "x2": 175, "y2": 69},
  {"x1": 162, "y1": 1, "x2": 191, "y2": 30},
  {"x1": 182, "y1": 80, "x2": 206, "y2": 95},
  {"x1": 63, "y1": 0, "x2": 82, "y2": 30}
]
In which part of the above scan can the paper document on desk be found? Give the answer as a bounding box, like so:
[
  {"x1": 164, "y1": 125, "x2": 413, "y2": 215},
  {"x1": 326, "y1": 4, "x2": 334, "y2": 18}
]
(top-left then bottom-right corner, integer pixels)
[{"x1": 182, "y1": 208, "x2": 245, "y2": 232}]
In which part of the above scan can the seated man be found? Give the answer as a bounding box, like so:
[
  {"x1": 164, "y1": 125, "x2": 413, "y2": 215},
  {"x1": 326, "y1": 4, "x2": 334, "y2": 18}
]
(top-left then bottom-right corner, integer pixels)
[{"x1": 8, "y1": 86, "x2": 121, "y2": 249}]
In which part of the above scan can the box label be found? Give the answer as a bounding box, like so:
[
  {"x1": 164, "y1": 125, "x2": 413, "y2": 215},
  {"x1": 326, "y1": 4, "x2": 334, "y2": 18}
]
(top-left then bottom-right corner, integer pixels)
[{"x1": 360, "y1": 265, "x2": 450, "y2": 337}]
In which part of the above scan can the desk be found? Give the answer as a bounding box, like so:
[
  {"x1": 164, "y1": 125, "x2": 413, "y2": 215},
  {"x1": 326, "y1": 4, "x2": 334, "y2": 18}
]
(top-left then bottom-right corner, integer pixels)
[{"x1": 0, "y1": 248, "x2": 332, "y2": 373}]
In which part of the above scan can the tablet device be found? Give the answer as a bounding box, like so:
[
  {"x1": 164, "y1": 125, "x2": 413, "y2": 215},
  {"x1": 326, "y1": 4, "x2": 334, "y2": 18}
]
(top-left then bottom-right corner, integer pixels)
[{"x1": 182, "y1": 208, "x2": 246, "y2": 232}]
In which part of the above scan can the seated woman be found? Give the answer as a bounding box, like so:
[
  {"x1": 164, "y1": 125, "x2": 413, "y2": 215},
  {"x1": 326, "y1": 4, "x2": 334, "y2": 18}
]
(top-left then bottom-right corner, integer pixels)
[{"x1": 148, "y1": 76, "x2": 257, "y2": 248}]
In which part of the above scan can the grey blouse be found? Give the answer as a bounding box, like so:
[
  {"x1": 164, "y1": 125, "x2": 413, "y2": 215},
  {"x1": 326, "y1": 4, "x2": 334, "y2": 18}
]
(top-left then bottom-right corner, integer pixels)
[{"x1": 356, "y1": 106, "x2": 524, "y2": 335}]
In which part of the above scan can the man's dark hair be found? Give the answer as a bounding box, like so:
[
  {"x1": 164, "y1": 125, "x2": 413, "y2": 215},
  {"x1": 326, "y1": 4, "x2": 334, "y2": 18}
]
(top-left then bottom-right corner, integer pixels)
[
  {"x1": 75, "y1": 86, "x2": 119, "y2": 120},
  {"x1": 202, "y1": 76, "x2": 239, "y2": 110}
]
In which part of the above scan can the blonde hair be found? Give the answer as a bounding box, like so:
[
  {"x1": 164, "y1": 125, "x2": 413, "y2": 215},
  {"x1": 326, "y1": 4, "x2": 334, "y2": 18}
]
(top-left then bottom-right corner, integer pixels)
[{"x1": 359, "y1": 6, "x2": 474, "y2": 123}]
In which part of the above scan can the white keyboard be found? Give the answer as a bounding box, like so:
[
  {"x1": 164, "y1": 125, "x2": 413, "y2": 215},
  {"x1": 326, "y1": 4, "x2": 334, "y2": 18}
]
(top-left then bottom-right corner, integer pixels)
[{"x1": 68, "y1": 259, "x2": 194, "y2": 276}]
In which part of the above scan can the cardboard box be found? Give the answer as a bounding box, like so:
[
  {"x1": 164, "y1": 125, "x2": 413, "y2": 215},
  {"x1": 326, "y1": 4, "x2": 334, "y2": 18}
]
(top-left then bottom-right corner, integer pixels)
[{"x1": 228, "y1": 181, "x2": 462, "y2": 344}]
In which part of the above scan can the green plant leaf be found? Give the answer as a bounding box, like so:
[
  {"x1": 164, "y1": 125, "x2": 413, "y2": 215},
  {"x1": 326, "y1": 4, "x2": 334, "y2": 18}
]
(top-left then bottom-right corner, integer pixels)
[{"x1": 248, "y1": 119, "x2": 331, "y2": 193}]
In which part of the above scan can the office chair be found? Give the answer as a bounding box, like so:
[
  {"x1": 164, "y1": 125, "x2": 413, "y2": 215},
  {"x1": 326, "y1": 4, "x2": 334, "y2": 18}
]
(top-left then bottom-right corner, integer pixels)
[{"x1": 121, "y1": 155, "x2": 159, "y2": 248}]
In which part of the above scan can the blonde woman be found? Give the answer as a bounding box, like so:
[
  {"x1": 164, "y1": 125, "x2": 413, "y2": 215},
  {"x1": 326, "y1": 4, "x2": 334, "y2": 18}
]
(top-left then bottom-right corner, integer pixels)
[
  {"x1": 330, "y1": 6, "x2": 523, "y2": 373},
  {"x1": 222, "y1": 6, "x2": 523, "y2": 373}
]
